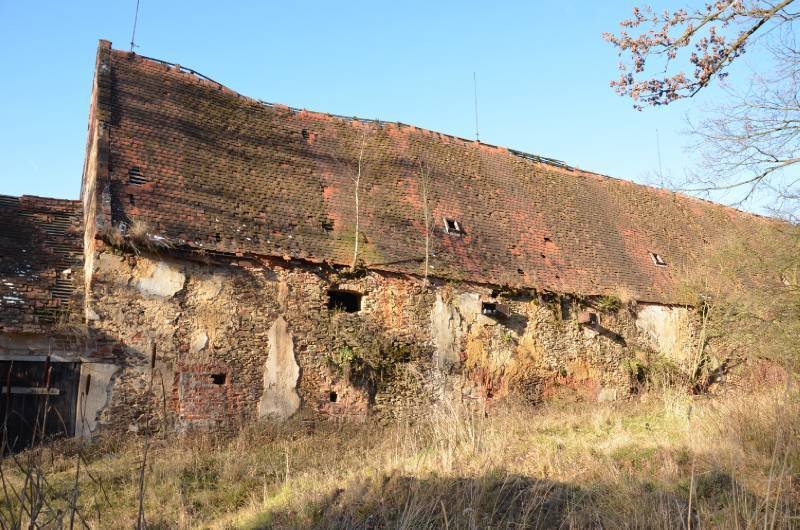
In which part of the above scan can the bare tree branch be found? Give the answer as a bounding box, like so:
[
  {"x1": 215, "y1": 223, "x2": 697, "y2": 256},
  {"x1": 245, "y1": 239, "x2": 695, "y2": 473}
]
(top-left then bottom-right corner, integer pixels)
[
  {"x1": 605, "y1": 0, "x2": 799, "y2": 107},
  {"x1": 678, "y1": 33, "x2": 800, "y2": 215}
]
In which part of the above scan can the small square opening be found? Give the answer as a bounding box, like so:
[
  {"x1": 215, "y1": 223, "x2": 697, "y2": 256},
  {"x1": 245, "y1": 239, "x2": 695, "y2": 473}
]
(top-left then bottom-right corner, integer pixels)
[
  {"x1": 650, "y1": 253, "x2": 667, "y2": 267},
  {"x1": 210, "y1": 373, "x2": 226, "y2": 385},
  {"x1": 329, "y1": 391, "x2": 338, "y2": 403},
  {"x1": 481, "y1": 302, "x2": 498, "y2": 316},
  {"x1": 327, "y1": 289, "x2": 362, "y2": 313}
]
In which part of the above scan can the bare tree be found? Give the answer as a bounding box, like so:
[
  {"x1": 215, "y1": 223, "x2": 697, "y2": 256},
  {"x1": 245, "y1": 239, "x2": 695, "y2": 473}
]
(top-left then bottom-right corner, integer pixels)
[
  {"x1": 351, "y1": 132, "x2": 367, "y2": 271},
  {"x1": 607, "y1": 3, "x2": 800, "y2": 379},
  {"x1": 685, "y1": 38, "x2": 800, "y2": 215},
  {"x1": 679, "y1": 222, "x2": 800, "y2": 374},
  {"x1": 327, "y1": 127, "x2": 374, "y2": 271},
  {"x1": 606, "y1": 1, "x2": 800, "y2": 216},
  {"x1": 418, "y1": 160, "x2": 433, "y2": 282}
]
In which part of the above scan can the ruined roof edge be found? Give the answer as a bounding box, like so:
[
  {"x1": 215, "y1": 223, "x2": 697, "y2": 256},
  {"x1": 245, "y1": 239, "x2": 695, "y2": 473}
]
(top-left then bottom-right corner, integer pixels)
[{"x1": 0, "y1": 194, "x2": 81, "y2": 208}]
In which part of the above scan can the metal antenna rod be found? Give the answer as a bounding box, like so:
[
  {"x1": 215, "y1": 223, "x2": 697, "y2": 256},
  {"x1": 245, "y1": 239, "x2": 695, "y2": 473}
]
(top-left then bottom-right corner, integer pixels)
[
  {"x1": 130, "y1": 0, "x2": 141, "y2": 52},
  {"x1": 473, "y1": 72, "x2": 480, "y2": 142},
  {"x1": 656, "y1": 128, "x2": 664, "y2": 187}
]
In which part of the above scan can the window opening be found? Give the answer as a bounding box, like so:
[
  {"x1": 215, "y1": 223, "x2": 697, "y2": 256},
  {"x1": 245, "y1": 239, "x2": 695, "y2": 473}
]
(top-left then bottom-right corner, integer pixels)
[
  {"x1": 481, "y1": 302, "x2": 498, "y2": 316},
  {"x1": 650, "y1": 253, "x2": 667, "y2": 267},
  {"x1": 327, "y1": 289, "x2": 362, "y2": 313},
  {"x1": 578, "y1": 311, "x2": 598, "y2": 326},
  {"x1": 560, "y1": 297, "x2": 572, "y2": 321},
  {"x1": 443, "y1": 218, "x2": 463, "y2": 235}
]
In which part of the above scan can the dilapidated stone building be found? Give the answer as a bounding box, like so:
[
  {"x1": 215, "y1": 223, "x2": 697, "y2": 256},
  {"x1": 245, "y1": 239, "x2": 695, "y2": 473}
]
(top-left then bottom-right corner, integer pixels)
[{"x1": 0, "y1": 40, "x2": 780, "y2": 444}]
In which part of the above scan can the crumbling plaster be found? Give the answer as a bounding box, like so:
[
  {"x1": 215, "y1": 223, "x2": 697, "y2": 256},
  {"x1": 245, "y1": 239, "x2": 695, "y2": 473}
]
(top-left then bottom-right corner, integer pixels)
[
  {"x1": 133, "y1": 260, "x2": 186, "y2": 298},
  {"x1": 75, "y1": 362, "x2": 119, "y2": 437},
  {"x1": 258, "y1": 316, "x2": 300, "y2": 420},
  {"x1": 635, "y1": 304, "x2": 694, "y2": 366},
  {"x1": 83, "y1": 246, "x2": 699, "y2": 434}
]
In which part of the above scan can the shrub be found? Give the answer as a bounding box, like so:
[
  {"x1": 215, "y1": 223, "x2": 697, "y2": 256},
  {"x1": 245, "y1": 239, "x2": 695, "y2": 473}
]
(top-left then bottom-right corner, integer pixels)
[{"x1": 595, "y1": 294, "x2": 622, "y2": 312}]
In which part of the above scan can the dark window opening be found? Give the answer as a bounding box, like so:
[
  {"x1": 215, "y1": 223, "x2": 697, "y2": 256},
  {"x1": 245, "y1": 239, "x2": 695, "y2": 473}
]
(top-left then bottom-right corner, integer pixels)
[
  {"x1": 329, "y1": 391, "x2": 338, "y2": 403},
  {"x1": 128, "y1": 167, "x2": 147, "y2": 185},
  {"x1": 481, "y1": 302, "x2": 498, "y2": 316},
  {"x1": 321, "y1": 219, "x2": 334, "y2": 232},
  {"x1": 128, "y1": 194, "x2": 135, "y2": 206},
  {"x1": 578, "y1": 311, "x2": 599, "y2": 326},
  {"x1": 443, "y1": 218, "x2": 463, "y2": 235},
  {"x1": 210, "y1": 373, "x2": 226, "y2": 385},
  {"x1": 560, "y1": 297, "x2": 572, "y2": 320},
  {"x1": 301, "y1": 129, "x2": 310, "y2": 140},
  {"x1": 650, "y1": 253, "x2": 667, "y2": 267},
  {"x1": 328, "y1": 289, "x2": 362, "y2": 313}
]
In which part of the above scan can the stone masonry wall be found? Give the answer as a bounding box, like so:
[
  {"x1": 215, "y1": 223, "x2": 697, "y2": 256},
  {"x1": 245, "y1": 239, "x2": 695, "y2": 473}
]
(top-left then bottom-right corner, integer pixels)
[{"x1": 85, "y1": 244, "x2": 698, "y2": 434}]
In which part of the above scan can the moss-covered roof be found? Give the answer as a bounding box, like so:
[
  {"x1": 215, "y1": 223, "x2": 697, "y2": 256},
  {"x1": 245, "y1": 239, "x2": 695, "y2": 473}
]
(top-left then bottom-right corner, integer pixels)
[{"x1": 96, "y1": 42, "x2": 776, "y2": 304}]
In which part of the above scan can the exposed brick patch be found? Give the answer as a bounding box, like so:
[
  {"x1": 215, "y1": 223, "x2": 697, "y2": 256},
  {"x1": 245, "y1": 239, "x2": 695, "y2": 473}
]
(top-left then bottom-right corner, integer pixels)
[{"x1": 173, "y1": 362, "x2": 242, "y2": 429}]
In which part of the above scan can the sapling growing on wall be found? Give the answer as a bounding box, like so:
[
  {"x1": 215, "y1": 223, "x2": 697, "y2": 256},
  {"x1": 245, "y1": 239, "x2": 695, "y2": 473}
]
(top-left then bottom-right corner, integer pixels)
[
  {"x1": 329, "y1": 128, "x2": 372, "y2": 272},
  {"x1": 351, "y1": 131, "x2": 367, "y2": 271},
  {"x1": 418, "y1": 159, "x2": 433, "y2": 282}
]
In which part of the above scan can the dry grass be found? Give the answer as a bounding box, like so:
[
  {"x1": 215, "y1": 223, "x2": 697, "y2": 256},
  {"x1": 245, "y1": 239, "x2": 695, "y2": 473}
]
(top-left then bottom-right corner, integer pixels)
[
  {"x1": 99, "y1": 218, "x2": 173, "y2": 255},
  {"x1": 0, "y1": 384, "x2": 797, "y2": 529}
]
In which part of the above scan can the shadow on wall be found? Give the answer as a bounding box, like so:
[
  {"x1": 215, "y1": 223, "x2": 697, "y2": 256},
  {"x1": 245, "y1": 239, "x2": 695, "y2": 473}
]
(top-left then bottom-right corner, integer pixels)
[
  {"x1": 316, "y1": 307, "x2": 433, "y2": 407},
  {"x1": 254, "y1": 472, "x2": 705, "y2": 529}
]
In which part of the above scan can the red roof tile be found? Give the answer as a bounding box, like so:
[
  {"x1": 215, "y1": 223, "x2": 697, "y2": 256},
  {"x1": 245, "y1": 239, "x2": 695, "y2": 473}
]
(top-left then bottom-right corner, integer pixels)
[
  {"x1": 0, "y1": 195, "x2": 84, "y2": 333},
  {"x1": 92, "y1": 42, "x2": 776, "y2": 304}
]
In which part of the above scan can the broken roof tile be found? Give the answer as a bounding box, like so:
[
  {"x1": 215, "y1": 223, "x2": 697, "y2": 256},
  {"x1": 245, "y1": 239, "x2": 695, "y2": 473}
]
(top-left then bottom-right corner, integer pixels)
[{"x1": 0, "y1": 195, "x2": 84, "y2": 333}]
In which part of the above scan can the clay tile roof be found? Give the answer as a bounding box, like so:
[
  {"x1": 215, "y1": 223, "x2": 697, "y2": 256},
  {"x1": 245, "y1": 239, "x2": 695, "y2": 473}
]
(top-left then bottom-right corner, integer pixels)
[
  {"x1": 0, "y1": 195, "x2": 84, "y2": 333},
  {"x1": 96, "y1": 42, "x2": 778, "y2": 304}
]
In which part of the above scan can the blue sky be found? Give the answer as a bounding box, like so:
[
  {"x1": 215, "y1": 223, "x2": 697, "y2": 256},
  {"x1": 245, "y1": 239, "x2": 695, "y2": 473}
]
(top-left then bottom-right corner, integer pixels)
[{"x1": 0, "y1": 1, "x2": 755, "y2": 209}]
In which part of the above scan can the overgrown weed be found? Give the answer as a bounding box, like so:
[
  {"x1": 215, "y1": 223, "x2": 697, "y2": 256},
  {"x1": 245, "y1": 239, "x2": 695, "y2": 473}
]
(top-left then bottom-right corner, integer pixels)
[{"x1": 1, "y1": 384, "x2": 797, "y2": 528}]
